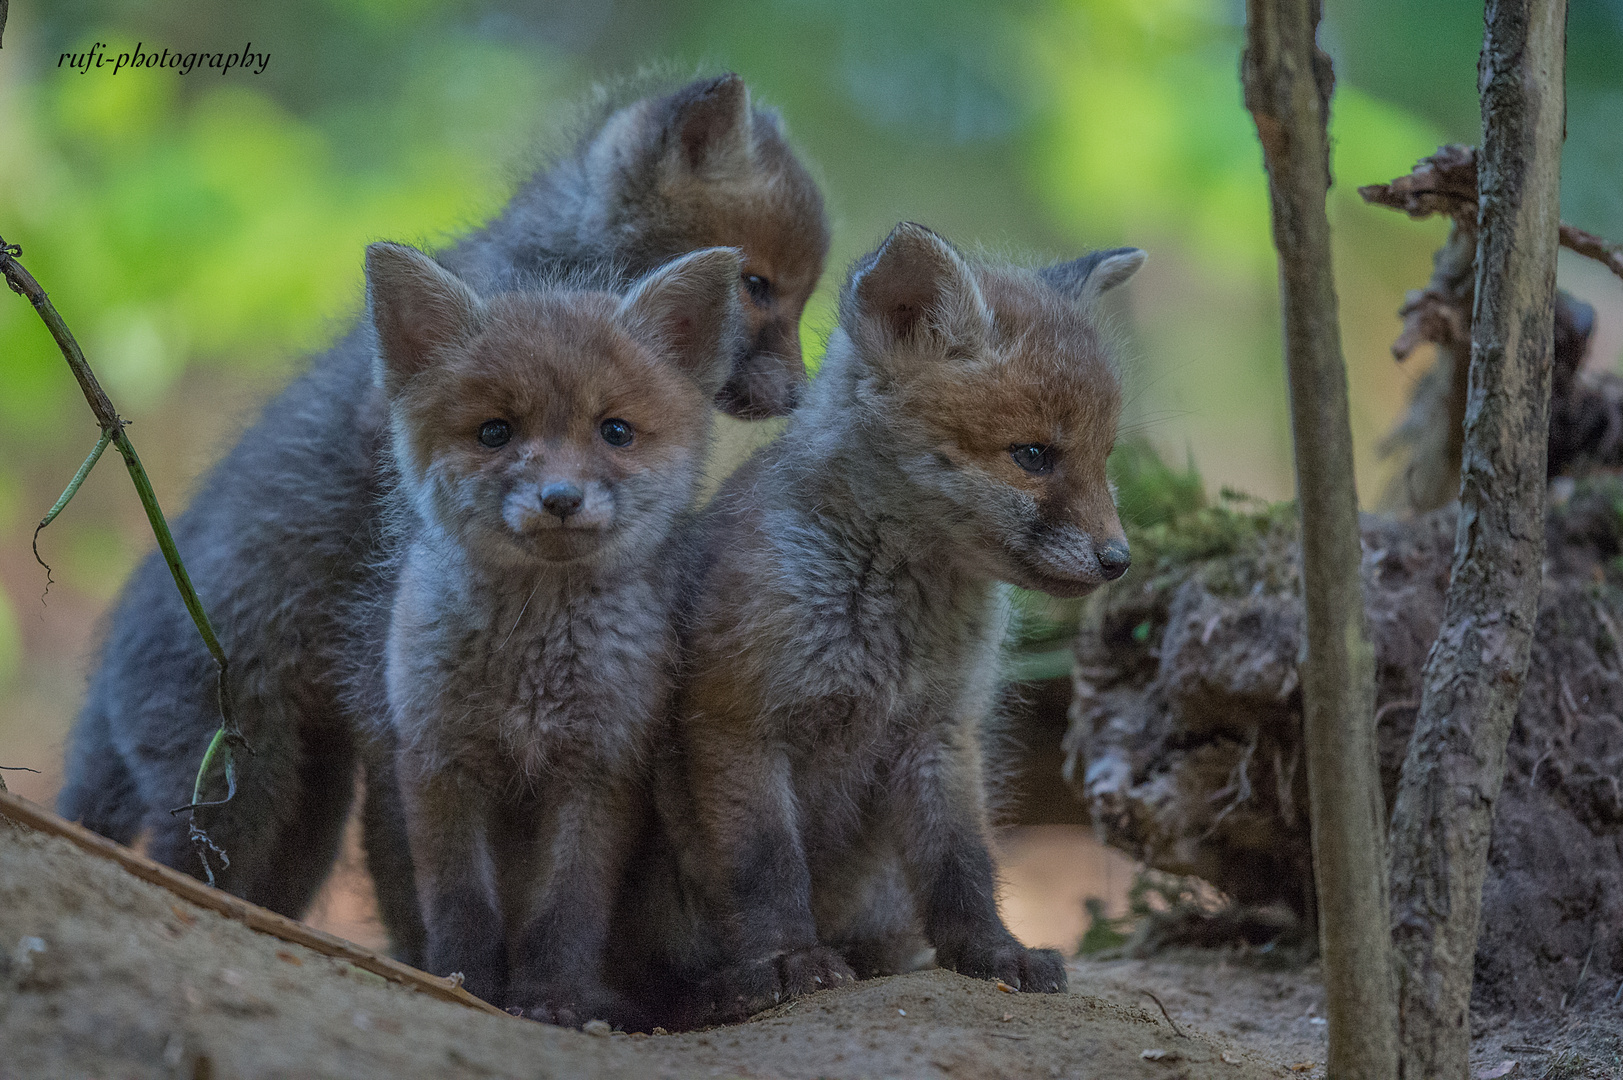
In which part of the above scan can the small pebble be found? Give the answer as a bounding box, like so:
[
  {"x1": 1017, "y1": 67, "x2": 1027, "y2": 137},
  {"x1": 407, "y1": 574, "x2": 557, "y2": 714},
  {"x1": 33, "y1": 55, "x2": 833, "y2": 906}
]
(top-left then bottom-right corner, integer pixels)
[
  {"x1": 1473, "y1": 1063, "x2": 1520, "y2": 1080},
  {"x1": 583, "y1": 1019, "x2": 612, "y2": 1037}
]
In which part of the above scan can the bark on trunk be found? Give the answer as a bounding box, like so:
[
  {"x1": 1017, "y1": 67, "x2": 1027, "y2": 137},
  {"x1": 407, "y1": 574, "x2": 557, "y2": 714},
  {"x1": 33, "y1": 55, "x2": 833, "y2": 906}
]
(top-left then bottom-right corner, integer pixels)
[
  {"x1": 1241, "y1": 3, "x2": 1398, "y2": 1077},
  {"x1": 1386, "y1": 2, "x2": 1567, "y2": 1078}
]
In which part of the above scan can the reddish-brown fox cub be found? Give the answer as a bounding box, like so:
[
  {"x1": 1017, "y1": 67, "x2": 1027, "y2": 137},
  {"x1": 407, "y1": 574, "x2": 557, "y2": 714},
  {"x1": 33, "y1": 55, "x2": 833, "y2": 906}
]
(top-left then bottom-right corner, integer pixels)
[
  {"x1": 364, "y1": 240, "x2": 744, "y2": 1023},
  {"x1": 638, "y1": 222, "x2": 1144, "y2": 1023}
]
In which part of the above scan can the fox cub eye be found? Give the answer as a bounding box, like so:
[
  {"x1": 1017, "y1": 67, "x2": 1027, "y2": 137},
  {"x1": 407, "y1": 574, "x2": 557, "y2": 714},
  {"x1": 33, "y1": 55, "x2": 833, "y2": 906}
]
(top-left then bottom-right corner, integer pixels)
[
  {"x1": 600, "y1": 418, "x2": 634, "y2": 447},
  {"x1": 1009, "y1": 443, "x2": 1054, "y2": 475},
  {"x1": 478, "y1": 420, "x2": 512, "y2": 448},
  {"x1": 743, "y1": 274, "x2": 772, "y2": 304}
]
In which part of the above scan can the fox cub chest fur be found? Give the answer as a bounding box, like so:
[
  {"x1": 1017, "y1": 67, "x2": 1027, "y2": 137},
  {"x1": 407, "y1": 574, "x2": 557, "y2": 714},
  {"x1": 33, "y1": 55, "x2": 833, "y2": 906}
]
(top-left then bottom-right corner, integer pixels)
[
  {"x1": 368, "y1": 240, "x2": 743, "y2": 1024},
  {"x1": 664, "y1": 223, "x2": 1144, "y2": 1022}
]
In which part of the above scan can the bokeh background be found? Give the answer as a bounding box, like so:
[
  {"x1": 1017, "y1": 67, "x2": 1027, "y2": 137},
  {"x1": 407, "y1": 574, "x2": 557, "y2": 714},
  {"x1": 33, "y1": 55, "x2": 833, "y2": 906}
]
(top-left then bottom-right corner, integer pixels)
[{"x1": 1, "y1": 0, "x2": 1620, "y2": 950}]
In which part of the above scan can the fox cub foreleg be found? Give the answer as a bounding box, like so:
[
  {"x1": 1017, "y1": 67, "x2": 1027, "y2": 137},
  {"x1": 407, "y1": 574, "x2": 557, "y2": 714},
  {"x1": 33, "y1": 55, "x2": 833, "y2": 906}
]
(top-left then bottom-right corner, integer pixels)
[
  {"x1": 682, "y1": 710, "x2": 856, "y2": 1020},
  {"x1": 503, "y1": 769, "x2": 640, "y2": 1025},
  {"x1": 395, "y1": 761, "x2": 509, "y2": 1004},
  {"x1": 886, "y1": 724, "x2": 1065, "y2": 992}
]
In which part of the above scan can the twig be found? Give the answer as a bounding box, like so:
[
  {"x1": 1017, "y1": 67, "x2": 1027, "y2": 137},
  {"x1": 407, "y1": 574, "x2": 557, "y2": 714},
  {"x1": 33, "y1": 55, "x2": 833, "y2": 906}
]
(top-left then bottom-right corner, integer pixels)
[
  {"x1": 1561, "y1": 223, "x2": 1623, "y2": 284},
  {"x1": 0, "y1": 236, "x2": 244, "y2": 880},
  {"x1": 1561, "y1": 941, "x2": 1596, "y2": 1011},
  {"x1": 0, "y1": 787, "x2": 509, "y2": 1018},
  {"x1": 1140, "y1": 989, "x2": 1188, "y2": 1038}
]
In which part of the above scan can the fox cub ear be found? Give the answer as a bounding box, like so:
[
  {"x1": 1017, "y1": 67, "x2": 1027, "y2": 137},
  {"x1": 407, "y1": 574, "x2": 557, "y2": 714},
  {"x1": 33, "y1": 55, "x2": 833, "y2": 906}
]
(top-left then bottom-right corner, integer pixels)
[
  {"x1": 366, "y1": 242, "x2": 484, "y2": 395},
  {"x1": 1040, "y1": 247, "x2": 1147, "y2": 307},
  {"x1": 664, "y1": 73, "x2": 752, "y2": 174},
  {"x1": 847, "y1": 221, "x2": 989, "y2": 353},
  {"x1": 618, "y1": 247, "x2": 745, "y2": 398}
]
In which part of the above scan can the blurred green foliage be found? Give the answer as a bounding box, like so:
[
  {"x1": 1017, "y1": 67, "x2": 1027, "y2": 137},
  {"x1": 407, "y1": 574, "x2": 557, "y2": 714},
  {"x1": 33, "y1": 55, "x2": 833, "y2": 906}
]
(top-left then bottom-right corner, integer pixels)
[{"x1": 0, "y1": 0, "x2": 1620, "y2": 697}]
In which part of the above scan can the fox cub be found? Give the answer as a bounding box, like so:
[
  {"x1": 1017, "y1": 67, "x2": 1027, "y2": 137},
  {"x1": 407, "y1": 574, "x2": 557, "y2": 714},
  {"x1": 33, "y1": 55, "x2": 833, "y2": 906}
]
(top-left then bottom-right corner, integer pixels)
[
  {"x1": 364, "y1": 240, "x2": 743, "y2": 1021},
  {"x1": 656, "y1": 223, "x2": 1144, "y2": 1021},
  {"x1": 57, "y1": 73, "x2": 827, "y2": 925}
]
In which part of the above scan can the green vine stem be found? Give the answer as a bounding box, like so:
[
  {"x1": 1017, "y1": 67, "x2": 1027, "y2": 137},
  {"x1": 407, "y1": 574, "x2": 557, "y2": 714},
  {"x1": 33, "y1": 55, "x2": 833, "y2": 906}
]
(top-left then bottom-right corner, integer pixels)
[{"x1": 1, "y1": 235, "x2": 244, "y2": 883}]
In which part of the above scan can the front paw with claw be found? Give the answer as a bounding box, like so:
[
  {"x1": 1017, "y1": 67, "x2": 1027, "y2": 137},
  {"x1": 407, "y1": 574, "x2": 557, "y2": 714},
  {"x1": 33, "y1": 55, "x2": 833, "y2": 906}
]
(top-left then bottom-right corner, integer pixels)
[
  {"x1": 508, "y1": 983, "x2": 631, "y2": 1030},
  {"x1": 937, "y1": 935, "x2": 1067, "y2": 993},
  {"x1": 705, "y1": 945, "x2": 856, "y2": 1022}
]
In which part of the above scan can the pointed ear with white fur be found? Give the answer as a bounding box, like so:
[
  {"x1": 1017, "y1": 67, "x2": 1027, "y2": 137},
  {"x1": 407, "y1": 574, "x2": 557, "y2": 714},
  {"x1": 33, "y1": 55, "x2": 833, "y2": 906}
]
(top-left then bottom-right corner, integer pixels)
[
  {"x1": 663, "y1": 73, "x2": 752, "y2": 174},
  {"x1": 366, "y1": 242, "x2": 483, "y2": 395},
  {"x1": 1040, "y1": 247, "x2": 1146, "y2": 307},
  {"x1": 846, "y1": 222, "x2": 989, "y2": 353},
  {"x1": 618, "y1": 247, "x2": 745, "y2": 398}
]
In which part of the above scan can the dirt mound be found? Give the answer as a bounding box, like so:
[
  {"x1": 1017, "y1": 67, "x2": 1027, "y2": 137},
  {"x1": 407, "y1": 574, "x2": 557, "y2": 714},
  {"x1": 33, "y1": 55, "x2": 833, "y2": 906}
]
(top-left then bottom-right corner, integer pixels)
[
  {"x1": 0, "y1": 813, "x2": 1283, "y2": 1080},
  {"x1": 1065, "y1": 478, "x2": 1623, "y2": 1017}
]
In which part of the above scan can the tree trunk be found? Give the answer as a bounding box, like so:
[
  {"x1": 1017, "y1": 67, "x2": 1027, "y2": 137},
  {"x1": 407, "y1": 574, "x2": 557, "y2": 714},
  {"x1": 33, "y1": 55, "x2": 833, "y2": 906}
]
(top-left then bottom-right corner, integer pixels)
[
  {"x1": 1241, "y1": 3, "x2": 1398, "y2": 1078},
  {"x1": 1386, "y1": 2, "x2": 1567, "y2": 1078}
]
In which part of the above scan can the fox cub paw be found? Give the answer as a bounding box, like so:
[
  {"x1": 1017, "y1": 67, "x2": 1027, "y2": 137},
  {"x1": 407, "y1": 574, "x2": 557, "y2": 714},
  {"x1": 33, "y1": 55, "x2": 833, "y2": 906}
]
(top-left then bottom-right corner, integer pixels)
[
  {"x1": 508, "y1": 984, "x2": 632, "y2": 1030},
  {"x1": 938, "y1": 937, "x2": 1068, "y2": 993},
  {"x1": 707, "y1": 946, "x2": 856, "y2": 1022}
]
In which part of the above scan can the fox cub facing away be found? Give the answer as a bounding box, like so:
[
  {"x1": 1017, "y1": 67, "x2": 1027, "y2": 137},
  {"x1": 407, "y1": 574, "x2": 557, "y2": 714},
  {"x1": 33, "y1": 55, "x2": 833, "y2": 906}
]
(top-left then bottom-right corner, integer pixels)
[
  {"x1": 363, "y1": 240, "x2": 744, "y2": 1022},
  {"x1": 642, "y1": 223, "x2": 1144, "y2": 1022},
  {"x1": 57, "y1": 73, "x2": 827, "y2": 925}
]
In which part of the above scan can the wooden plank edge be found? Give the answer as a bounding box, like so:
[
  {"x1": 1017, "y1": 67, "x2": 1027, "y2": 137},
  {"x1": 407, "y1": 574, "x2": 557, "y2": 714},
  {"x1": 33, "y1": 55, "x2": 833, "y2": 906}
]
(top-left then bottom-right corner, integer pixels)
[{"x1": 0, "y1": 787, "x2": 510, "y2": 1019}]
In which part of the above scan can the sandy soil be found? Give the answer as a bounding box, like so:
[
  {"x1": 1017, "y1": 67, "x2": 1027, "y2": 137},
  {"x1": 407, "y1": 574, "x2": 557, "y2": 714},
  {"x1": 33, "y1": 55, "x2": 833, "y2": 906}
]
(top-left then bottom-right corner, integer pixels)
[
  {"x1": 1, "y1": 815, "x2": 1286, "y2": 1080},
  {"x1": 5, "y1": 812, "x2": 1619, "y2": 1079}
]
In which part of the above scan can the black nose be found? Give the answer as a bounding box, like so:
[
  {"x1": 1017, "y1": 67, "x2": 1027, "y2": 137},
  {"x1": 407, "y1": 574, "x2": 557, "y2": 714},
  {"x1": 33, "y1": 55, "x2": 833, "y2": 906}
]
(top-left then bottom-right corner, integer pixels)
[
  {"x1": 1097, "y1": 539, "x2": 1131, "y2": 580},
  {"x1": 541, "y1": 482, "x2": 584, "y2": 520}
]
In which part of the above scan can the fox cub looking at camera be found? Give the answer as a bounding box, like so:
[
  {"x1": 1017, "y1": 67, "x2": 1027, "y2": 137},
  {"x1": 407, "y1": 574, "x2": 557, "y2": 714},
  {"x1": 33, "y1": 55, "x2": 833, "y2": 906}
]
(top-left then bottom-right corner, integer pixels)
[
  {"x1": 646, "y1": 222, "x2": 1144, "y2": 1022},
  {"x1": 364, "y1": 240, "x2": 743, "y2": 1023}
]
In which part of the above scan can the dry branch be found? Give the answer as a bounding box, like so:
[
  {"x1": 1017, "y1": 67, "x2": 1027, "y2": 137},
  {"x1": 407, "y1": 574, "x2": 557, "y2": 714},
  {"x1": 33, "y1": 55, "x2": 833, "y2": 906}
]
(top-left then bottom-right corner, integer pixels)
[
  {"x1": 0, "y1": 787, "x2": 509, "y2": 1019},
  {"x1": 1386, "y1": 2, "x2": 1567, "y2": 1078},
  {"x1": 1241, "y1": 1, "x2": 1396, "y2": 1077},
  {"x1": 1361, "y1": 144, "x2": 1623, "y2": 288},
  {"x1": 1561, "y1": 223, "x2": 1623, "y2": 282}
]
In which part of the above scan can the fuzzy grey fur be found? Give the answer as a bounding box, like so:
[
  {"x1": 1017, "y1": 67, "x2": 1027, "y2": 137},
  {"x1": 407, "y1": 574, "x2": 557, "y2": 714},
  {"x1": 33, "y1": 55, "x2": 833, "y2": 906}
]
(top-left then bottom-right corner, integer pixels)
[{"x1": 58, "y1": 74, "x2": 822, "y2": 929}]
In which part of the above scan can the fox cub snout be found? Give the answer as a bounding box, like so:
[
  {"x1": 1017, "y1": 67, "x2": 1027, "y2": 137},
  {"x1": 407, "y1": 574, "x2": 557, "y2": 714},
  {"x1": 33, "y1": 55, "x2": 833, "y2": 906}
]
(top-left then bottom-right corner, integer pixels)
[{"x1": 367, "y1": 240, "x2": 741, "y2": 1024}]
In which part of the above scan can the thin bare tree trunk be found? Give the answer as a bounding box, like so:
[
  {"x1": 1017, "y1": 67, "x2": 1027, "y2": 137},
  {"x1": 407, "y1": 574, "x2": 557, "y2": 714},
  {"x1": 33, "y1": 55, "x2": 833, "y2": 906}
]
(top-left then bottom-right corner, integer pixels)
[
  {"x1": 1241, "y1": 3, "x2": 1397, "y2": 1078},
  {"x1": 1387, "y1": 2, "x2": 1567, "y2": 1077}
]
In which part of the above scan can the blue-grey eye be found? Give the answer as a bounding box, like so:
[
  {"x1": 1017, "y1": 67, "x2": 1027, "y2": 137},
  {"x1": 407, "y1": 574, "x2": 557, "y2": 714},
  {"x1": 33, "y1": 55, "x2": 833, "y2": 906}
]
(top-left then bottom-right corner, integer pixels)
[
  {"x1": 743, "y1": 273, "x2": 772, "y2": 304},
  {"x1": 1010, "y1": 443, "x2": 1054, "y2": 474},
  {"x1": 478, "y1": 420, "x2": 511, "y2": 448},
  {"x1": 600, "y1": 418, "x2": 633, "y2": 447}
]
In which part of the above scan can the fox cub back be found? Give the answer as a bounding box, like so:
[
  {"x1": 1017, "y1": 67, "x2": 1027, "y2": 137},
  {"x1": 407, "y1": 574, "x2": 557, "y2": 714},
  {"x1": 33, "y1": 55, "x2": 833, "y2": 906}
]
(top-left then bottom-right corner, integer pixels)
[
  {"x1": 654, "y1": 223, "x2": 1144, "y2": 1024},
  {"x1": 367, "y1": 241, "x2": 741, "y2": 1024}
]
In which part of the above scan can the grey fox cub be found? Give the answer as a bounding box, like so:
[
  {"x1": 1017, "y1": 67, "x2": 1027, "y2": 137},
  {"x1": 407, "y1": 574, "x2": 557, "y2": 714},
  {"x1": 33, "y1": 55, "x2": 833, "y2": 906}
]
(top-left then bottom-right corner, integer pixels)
[
  {"x1": 366, "y1": 240, "x2": 742, "y2": 1020},
  {"x1": 57, "y1": 74, "x2": 828, "y2": 927},
  {"x1": 648, "y1": 223, "x2": 1144, "y2": 1022}
]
